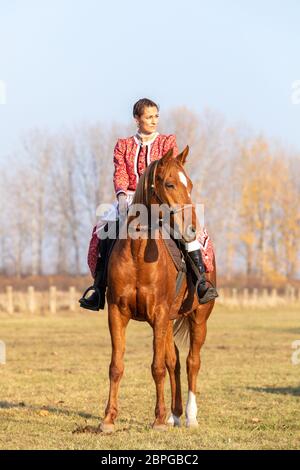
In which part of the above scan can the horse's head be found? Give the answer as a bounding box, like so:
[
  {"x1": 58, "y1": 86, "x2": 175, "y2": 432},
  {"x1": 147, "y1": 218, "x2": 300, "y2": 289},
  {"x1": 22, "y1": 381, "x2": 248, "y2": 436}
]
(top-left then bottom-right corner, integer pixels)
[{"x1": 149, "y1": 146, "x2": 199, "y2": 243}]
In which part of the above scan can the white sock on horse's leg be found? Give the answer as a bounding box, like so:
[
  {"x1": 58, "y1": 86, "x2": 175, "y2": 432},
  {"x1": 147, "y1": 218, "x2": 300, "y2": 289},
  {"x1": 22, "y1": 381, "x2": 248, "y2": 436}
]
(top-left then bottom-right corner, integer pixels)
[
  {"x1": 167, "y1": 413, "x2": 181, "y2": 427},
  {"x1": 185, "y1": 391, "x2": 198, "y2": 427}
]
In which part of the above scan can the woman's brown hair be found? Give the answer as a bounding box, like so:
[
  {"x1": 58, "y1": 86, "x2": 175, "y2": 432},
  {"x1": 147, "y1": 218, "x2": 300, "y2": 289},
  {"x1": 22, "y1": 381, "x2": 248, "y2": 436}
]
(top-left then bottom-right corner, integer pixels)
[{"x1": 133, "y1": 98, "x2": 159, "y2": 118}]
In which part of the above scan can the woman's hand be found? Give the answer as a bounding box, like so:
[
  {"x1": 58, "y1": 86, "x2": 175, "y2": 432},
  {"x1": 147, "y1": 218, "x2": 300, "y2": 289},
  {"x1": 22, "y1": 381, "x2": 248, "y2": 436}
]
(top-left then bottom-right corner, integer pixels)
[{"x1": 117, "y1": 193, "x2": 128, "y2": 222}]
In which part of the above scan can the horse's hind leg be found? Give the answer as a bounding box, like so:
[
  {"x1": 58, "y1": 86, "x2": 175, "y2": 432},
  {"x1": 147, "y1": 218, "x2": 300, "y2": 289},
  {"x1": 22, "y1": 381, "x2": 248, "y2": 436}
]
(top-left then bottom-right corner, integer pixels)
[
  {"x1": 165, "y1": 322, "x2": 182, "y2": 427},
  {"x1": 100, "y1": 304, "x2": 129, "y2": 433}
]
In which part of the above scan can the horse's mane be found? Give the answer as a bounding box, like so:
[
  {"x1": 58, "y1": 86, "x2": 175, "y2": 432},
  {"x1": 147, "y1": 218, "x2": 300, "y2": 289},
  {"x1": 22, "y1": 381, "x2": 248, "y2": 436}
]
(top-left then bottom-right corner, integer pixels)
[
  {"x1": 132, "y1": 160, "x2": 158, "y2": 206},
  {"x1": 132, "y1": 157, "x2": 180, "y2": 206}
]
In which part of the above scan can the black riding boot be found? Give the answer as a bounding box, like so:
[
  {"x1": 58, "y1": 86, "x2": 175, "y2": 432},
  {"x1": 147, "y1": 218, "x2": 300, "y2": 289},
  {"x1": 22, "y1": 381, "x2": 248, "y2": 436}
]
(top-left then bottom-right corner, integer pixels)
[
  {"x1": 187, "y1": 248, "x2": 219, "y2": 304},
  {"x1": 79, "y1": 240, "x2": 108, "y2": 311}
]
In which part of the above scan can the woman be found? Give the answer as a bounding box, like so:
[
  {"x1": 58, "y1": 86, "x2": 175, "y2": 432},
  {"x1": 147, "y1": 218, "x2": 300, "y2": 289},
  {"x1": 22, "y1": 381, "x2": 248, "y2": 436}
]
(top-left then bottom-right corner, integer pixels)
[{"x1": 79, "y1": 98, "x2": 218, "y2": 311}]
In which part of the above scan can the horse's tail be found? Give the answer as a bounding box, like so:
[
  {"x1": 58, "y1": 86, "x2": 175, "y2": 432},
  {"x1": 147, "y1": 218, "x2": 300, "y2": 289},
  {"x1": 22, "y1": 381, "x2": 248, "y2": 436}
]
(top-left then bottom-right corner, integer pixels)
[{"x1": 173, "y1": 316, "x2": 190, "y2": 349}]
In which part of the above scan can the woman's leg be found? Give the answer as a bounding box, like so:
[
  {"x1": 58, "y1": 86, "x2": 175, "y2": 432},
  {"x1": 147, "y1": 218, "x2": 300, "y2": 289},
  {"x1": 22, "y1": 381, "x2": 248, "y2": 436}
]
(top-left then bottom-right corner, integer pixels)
[
  {"x1": 79, "y1": 228, "x2": 109, "y2": 311},
  {"x1": 184, "y1": 231, "x2": 218, "y2": 304}
]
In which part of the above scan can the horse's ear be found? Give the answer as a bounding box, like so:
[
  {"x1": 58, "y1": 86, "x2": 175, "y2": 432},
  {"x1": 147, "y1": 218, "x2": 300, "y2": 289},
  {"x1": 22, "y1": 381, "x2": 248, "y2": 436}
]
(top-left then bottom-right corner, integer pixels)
[
  {"x1": 176, "y1": 145, "x2": 189, "y2": 166},
  {"x1": 159, "y1": 147, "x2": 174, "y2": 166}
]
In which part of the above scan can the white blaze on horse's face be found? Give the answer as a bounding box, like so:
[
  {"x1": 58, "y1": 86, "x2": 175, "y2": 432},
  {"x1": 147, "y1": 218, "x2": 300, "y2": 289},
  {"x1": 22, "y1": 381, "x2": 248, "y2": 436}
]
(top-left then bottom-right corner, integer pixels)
[
  {"x1": 179, "y1": 171, "x2": 187, "y2": 187},
  {"x1": 178, "y1": 171, "x2": 191, "y2": 198}
]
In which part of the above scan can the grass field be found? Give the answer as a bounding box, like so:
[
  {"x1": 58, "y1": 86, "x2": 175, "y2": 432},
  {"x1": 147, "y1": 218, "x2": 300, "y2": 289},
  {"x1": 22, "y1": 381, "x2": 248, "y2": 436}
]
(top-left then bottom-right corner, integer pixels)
[{"x1": 0, "y1": 304, "x2": 299, "y2": 450}]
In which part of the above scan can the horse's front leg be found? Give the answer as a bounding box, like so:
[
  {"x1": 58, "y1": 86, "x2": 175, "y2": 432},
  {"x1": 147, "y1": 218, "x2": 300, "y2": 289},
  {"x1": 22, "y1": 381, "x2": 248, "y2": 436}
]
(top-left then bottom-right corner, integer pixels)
[
  {"x1": 151, "y1": 311, "x2": 169, "y2": 430},
  {"x1": 100, "y1": 304, "x2": 129, "y2": 433},
  {"x1": 165, "y1": 321, "x2": 182, "y2": 427}
]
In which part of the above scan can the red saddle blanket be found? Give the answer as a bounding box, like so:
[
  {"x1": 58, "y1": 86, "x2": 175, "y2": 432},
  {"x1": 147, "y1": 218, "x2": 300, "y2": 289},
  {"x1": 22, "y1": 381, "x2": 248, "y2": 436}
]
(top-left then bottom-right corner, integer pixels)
[{"x1": 87, "y1": 225, "x2": 215, "y2": 279}]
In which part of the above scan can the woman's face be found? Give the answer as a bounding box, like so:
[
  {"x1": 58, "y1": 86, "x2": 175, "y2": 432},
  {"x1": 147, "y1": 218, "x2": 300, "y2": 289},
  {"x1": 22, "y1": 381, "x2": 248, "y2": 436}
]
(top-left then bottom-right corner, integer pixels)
[{"x1": 135, "y1": 106, "x2": 159, "y2": 134}]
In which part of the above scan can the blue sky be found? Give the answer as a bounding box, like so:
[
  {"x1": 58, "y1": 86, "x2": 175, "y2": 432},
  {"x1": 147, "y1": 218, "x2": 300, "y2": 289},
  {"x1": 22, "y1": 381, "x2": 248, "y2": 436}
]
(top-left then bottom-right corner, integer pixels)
[{"x1": 0, "y1": 0, "x2": 299, "y2": 160}]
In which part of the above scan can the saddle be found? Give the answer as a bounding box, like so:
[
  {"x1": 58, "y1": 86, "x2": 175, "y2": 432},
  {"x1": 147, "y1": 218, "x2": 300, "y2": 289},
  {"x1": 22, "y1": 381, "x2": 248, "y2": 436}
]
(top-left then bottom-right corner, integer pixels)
[{"x1": 162, "y1": 236, "x2": 200, "y2": 320}]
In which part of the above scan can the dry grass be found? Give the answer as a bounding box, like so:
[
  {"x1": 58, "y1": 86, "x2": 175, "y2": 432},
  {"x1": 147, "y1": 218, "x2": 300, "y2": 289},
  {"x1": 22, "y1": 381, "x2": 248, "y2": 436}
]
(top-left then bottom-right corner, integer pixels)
[{"x1": 0, "y1": 305, "x2": 299, "y2": 450}]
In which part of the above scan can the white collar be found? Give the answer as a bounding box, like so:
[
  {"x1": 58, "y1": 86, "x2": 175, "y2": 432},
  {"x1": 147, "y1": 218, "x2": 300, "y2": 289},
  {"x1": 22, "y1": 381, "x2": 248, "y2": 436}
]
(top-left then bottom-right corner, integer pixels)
[{"x1": 134, "y1": 131, "x2": 159, "y2": 146}]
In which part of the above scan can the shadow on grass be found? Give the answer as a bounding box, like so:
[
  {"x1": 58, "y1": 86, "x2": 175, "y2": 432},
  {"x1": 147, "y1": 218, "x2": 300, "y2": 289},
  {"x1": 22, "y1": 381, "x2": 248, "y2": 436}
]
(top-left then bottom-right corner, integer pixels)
[
  {"x1": 247, "y1": 387, "x2": 300, "y2": 397},
  {"x1": 283, "y1": 328, "x2": 300, "y2": 335},
  {"x1": 0, "y1": 401, "x2": 99, "y2": 419}
]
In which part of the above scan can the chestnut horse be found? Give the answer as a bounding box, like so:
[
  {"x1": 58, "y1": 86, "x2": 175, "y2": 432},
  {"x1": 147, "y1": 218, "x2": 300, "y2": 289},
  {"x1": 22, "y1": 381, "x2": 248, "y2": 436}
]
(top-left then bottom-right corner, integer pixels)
[{"x1": 100, "y1": 146, "x2": 217, "y2": 432}]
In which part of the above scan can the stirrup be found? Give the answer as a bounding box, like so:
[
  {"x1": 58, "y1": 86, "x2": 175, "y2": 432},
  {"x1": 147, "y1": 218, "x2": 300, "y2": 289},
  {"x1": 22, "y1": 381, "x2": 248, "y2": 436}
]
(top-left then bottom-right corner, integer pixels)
[
  {"x1": 196, "y1": 279, "x2": 219, "y2": 305},
  {"x1": 78, "y1": 286, "x2": 102, "y2": 311},
  {"x1": 198, "y1": 287, "x2": 219, "y2": 304}
]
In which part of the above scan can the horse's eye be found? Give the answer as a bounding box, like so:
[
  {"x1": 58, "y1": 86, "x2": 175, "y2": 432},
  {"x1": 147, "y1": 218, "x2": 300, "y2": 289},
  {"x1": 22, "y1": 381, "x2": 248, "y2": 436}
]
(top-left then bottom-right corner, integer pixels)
[{"x1": 165, "y1": 183, "x2": 175, "y2": 189}]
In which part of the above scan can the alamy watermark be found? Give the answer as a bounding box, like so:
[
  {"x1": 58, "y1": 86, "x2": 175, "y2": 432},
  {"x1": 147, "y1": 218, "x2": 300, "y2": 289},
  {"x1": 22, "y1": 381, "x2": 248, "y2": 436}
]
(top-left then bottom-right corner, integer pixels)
[
  {"x1": 0, "y1": 340, "x2": 6, "y2": 365},
  {"x1": 291, "y1": 340, "x2": 300, "y2": 365},
  {"x1": 95, "y1": 202, "x2": 205, "y2": 241},
  {"x1": 0, "y1": 80, "x2": 7, "y2": 105},
  {"x1": 291, "y1": 80, "x2": 300, "y2": 104}
]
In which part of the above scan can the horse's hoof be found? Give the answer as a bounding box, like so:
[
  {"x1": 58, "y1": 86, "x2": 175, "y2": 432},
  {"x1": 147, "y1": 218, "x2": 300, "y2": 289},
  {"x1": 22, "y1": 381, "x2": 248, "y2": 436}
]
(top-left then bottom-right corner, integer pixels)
[
  {"x1": 186, "y1": 419, "x2": 199, "y2": 428},
  {"x1": 167, "y1": 414, "x2": 181, "y2": 427},
  {"x1": 152, "y1": 423, "x2": 168, "y2": 432},
  {"x1": 100, "y1": 422, "x2": 115, "y2": 434}
]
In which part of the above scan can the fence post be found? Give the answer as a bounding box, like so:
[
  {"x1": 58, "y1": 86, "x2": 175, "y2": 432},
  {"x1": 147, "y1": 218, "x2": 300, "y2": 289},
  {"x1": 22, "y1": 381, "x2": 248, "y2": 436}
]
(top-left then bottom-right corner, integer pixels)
[
  {"x1": 6, "y1": 286, "x2": 14, "y2": 314},
  {"x1": 243, "y1": 288, "x2": 249, "y2": 306},
  {"x1": 252, "y1": 288, "x2": 258, "y2": 306},
  {"x1": 28, "y1": 286, "x2": 36, "y2": 314},
  {"x1": 49, "y1": 286, "x2": 57, "y2": 314},
  {"x1": 290, "y1": 286, "x2": 295, "y2": 303},
  {"x1": 271, "y1": 288, "x2": 278, "y2": 306},
  {"x1": 218, "y1": 288, "x2": 224, "y2": 303},
  {"x1": 69, "y1": 286, "x2": 76, "y2": 312},
  {"x1": 231, "y1": 288, "x2": 238, "y2": 306},
  {"x1": 262, "y1": 288, "x2": 269, "y2": 306},
  {"x1": 285, "y1": 285, "x2": 291, "y2": 302}
]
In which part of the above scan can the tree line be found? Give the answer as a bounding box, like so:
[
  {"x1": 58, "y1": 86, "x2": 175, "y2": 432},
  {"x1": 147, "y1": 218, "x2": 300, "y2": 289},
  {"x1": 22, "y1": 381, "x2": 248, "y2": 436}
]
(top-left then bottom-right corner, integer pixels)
[{"x1": 0, "y1": 107, "x2": 299, "y2": 283}]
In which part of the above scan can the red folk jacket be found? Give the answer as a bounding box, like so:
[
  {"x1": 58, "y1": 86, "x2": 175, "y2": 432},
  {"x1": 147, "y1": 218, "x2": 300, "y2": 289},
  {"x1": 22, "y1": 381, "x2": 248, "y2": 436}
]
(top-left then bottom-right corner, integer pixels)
[{"x1": 113, "y1": 133, "x2": 178, "y2": 196}]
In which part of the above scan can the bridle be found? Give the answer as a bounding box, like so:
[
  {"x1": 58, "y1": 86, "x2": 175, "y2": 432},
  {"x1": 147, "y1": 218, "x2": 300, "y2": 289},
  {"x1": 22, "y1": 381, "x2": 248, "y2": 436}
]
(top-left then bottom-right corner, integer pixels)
[
  {"x1": 142, "y1": 159, "x2": 194, "y2": 243},
  {"x1": 147, "y1": 159, "x2": 190, "y2": 216}
]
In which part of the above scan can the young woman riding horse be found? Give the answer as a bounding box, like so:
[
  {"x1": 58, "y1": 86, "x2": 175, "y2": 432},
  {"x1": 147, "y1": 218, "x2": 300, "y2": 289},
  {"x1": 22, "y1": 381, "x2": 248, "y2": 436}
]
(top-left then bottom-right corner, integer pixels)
[
  {"x1": 101, "y1": 145, "x2": 218, "y2": 430},
  {"x1": 79, "y1": 98, "x2": 218, "y2": 310}
]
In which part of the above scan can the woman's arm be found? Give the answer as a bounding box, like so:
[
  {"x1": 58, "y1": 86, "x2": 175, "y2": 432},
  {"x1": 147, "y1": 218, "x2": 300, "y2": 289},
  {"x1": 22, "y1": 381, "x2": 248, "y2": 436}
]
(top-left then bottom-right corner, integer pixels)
[{"x1": 113, "y1": 139, "x2": 129, "y2": 197}]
